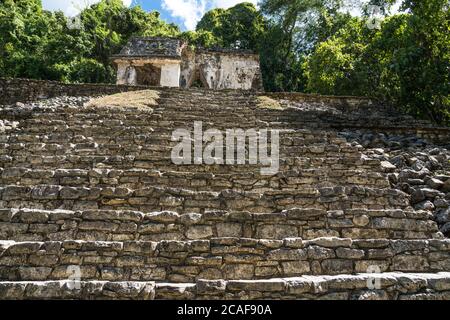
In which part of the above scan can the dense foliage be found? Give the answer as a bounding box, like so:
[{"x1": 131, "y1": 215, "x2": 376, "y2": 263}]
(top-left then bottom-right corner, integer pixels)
[
  {"x1": 0, "y1": 0, "x2": 179, "y2": 83},
  {"x1": 0, "y1": 0, "x2": 448, "y2": 124}
]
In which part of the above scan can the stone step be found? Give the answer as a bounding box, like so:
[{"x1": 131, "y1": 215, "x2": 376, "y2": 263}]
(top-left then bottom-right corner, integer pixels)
[
  {"x1": 149, "y1": 116, "x2": 448, "y2": 136},
  {"x1": 0, "y1": 280, "x2": 156, "y2": 300},
  {"x1": 1, "y1": 142, "x2": 359, "y2": 159},
  {"x1": 5, "y1": 120, "x2": 332, "y2": 136},
  {"x1": 0, "y1": 184, "x2": 413, "y2": 213},
  {"x1": 8, "y1": 120, "x2": 339, "y2": 134},
  {"x1": 10, "y1": 116, "x2": 336, "y2": 131},
  {"x1": 0, "y1": 154, "x2": 378, "y2": 172},
  {"x1": 1, "y1": 272, "x2": 449, "y2": 300},
  {"x1": 2, "y1": 131, "x2": 348, "y2": 148},
  {"x1": 0, "y1": 208, "x2": 439, "y2": 241},
  {"x1": 0, "y1": 167, "x2": 390, "y2": 190},
  {"x1": 0, "y1": 238, "x2": 448, "y2": 281},
  {"x1": 0, "y1": 130, "x2": 365, "y2": 151},
  {"x1": 14, "y1": 107, "x2": 258, "y2": 120},
  {"x1": 13, "y1": 106, "x2": 410, "y2": 128},
  {"x1": 0, "y1": 141, "x2": 356, "y2": 155}
]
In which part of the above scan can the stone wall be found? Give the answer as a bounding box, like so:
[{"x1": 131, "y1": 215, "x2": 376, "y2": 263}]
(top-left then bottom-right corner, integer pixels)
[
  {"x1": 0, "y1": 78, "x2": 151, "y2": 105},
  {"x1": 0, "y1": 85, "x2": 449, "y2": 300},
  {"x1": 0, "y1": 238, "x2": 448, "y2": 282},
  {"x1": 1, "y1": 274, "x2": 449, "y2": 300},
  {"x1": 0, "y1": 207, "x2": 439, "y2": 242},
  {"x1": 265, "y1": 93, "x2": 450, "y2": 144},
  {"x1": 264, "y1": 92, "x2": 374, "y2": 108},
  {"x1": 180, "y1": 49, "x2": 263, "y2": 90}
]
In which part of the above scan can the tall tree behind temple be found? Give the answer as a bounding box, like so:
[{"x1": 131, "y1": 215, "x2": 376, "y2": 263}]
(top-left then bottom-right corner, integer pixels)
[
  {"x1": 258, "y1": 0, "x2": 355, "y2": 91},
  {"x1": 394, "y1": 0, "x2": 449, "y2": 123},
  {"x1": 195, "y1": 2, "x2": 266, "y2": 50}
]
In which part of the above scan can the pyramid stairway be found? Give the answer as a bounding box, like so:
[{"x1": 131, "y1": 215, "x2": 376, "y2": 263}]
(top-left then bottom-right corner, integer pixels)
[{"x1": 0, "y1": 89, "x2": 449, "y2": 300}]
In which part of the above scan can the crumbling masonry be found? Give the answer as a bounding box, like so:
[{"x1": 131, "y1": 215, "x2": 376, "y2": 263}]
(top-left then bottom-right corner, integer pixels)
[{"x1": 112, "y1": 37, "x2": 264, "y2": 90}]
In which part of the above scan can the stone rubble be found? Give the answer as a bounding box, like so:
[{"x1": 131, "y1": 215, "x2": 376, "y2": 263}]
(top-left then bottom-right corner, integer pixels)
[{"x1": 340, "y1": 131, "x2": 450, "y2": 236}]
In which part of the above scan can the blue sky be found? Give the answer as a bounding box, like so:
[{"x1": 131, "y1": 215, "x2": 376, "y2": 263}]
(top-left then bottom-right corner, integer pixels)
[
  {"x1": 132, "y1": 1, "x2": 177, "y2": 26},
  {"x1": 42, "y1": 0, "x2": 259, "y2": 30}
]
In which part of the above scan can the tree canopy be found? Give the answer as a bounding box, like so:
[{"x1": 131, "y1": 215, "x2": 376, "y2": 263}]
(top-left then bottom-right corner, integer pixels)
[{"x1": 0, "y1": 0, "x2": 179, "y2": 83}]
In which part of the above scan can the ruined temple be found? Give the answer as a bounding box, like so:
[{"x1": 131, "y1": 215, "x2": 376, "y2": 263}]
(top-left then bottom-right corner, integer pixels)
[{"x1": 112, "y1": 37, "x2": 264, "y2": 90}]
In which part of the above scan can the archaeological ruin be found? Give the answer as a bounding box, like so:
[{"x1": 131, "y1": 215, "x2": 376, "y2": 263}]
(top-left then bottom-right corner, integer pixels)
[
  {"x1": 112, "y1": 37, "x2": 263, "y2": 90},
  {"x1": 0, "y1": 76, "x2": 449, "y2": 300}
]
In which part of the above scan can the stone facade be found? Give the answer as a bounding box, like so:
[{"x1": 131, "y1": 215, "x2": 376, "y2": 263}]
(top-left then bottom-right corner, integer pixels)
[
  {"x1": 112, "y1": 37, "x2": 263, "y2": 90},
  {"x1": 0, "y1": 87, "x2": 449, "y2": 300}
]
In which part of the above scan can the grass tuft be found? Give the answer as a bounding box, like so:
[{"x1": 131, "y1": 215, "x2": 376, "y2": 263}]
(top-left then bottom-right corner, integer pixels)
[
  {"x1": 257, "y1": 96, "x2": 284, "y2": 110},
  {"x1": 86, "y1": 90, "x2": 160, "y2": 111}
]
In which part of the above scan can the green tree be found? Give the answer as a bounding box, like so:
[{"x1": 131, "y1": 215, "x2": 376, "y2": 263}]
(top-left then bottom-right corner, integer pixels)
[
  {"x1": 180, "y1": 30, "x2": 221, "y2": 48},
  {"x1": 0, "y1": 0, "x2": 180, "y2": 83},
  {"x1": 196, "y1": 2, "x2": 266, "y2": 49},
  {"x1": 304, "y1": 0, "x2": 450, "y2": 124},
  {"x1": 392, "y1": 0, "x2": 450, "y2": 123}
]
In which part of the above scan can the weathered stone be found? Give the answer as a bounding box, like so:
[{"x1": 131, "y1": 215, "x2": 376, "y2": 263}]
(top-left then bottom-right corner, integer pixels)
[
  {"x1": 227, "y1": 279, "x2": 285, "y2": 292},
  {"x1": 78, "y1": 221, "x2": 119, "y2": 232},
  {"x1": 414, "y1": 200, "x2": 435, "y2": 211},
  {"x1": 185, "y1": 226, "x2": 213, "y2": 240},
  {"x1": 31, "y1": 185, "x2": 61, "y2": 200},
  {"x1": 380, "y1": 161, "x2": 396, "y2": 172},
  {"x1": 284, "y1": 208, "x2": 325, "y2": 220},
  {"x1": 255, "y1": 224, "x2": 298, "y2": 239},
  {"x1": 281, "y1": 261, "x2": 311, "y2": 276},
  {"x1": 223, "y1": 264, "x2": 254, "y2": 280},
  {"x1": 321, "y1": 259, "x2": 353, "y2": 274},
  {"x1": 353, "y1": 215, "x2": 370, "y2": 227},
  {"x1": 268, "y1": 248, "x2": 306, "y2": 261},
  {"x1": 196, "y1": 280, "x2": 226, "y2": 294},
  {"x1": 392, "y1": 255, "x2": 429, "y2": 271},
  {"x1": 309, "y1": 237, "x2": 352, "y2": 248},
  {"x1": 336, "y1": 248, "x2": 365, "y2": 259},
  {"x1": 8, "y1": 242, "x2": 42, "y2": 254},
  {"x1": 216, "y1": 223, "x2": 242, "y2": 237},
  {"x1": 145, "y1": 211, "x2": 179, "y2": 223},
  {"x1": 307, "y1": 246, "x2": 335, "y2": 260},
  {"x1": 427, "y1": 178, "x2": 444, "y2": 189},
  {"x1": 18, "y1": 267, "x2": 52, "y2": 280},
  {"x1": 179, "y1": 213, "x2": 202, "y2": 225},
  {"x1": 284, "y1": 238, "x2": 304, "y2": 248},
  {"x1": 355, "y1": 260, "x2": 390, "y2": 273}
]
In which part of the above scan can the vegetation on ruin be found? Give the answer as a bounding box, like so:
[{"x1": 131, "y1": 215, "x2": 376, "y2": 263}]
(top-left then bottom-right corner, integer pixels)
[
  {"x1": 0, "y1": 0, "x2": 448, "y2": 124},
  {"x1": 257, "y1": 96, "x2": 284, "y2": 110},
  {"x1": 86, "y1": 90, "x2": 159, "y2": 110}
]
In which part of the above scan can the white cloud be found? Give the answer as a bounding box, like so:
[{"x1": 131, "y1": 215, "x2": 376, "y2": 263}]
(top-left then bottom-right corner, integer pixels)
[
  {"x1": 162, "y1": 0, "x2": 208, "y2": 30},
  {"x1": 43, "y1": 0, "x2": 259, "y2": 29},
  {"x1": 162, "y1": 0, "x2": 258, "y2": 30},
  {"x1": 42, "y1": 0, "x2": 133, "y2": 16}
]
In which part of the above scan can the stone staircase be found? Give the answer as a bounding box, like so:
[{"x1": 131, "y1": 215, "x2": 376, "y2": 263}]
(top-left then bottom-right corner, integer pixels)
[{"x1": 0, "y1": 89, "x2": 449, "y2": 300}]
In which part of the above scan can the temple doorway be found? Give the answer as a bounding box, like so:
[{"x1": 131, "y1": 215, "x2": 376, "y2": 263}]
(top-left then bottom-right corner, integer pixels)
[{"x1": 136, "y1": 64, "x2": 161, "y2": 86}]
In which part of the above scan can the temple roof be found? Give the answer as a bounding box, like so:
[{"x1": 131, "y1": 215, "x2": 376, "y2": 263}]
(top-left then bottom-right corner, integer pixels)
[{"x1": 112, "y1": 37, "x2": 184, "y2": 60}]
